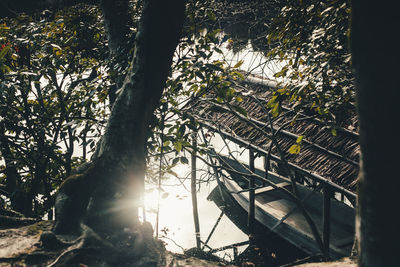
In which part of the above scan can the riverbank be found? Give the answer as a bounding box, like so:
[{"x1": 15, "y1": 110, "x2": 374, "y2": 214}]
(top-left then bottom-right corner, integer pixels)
[
  {"x1": 294, "y1": 257, "x2": 356, "y2": 267},
  {"x1": 0, "y1": 220, "x2": 235, "y2": 266}
]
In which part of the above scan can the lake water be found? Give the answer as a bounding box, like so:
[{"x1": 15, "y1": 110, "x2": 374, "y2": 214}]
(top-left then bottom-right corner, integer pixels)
[
  {"x1": 141, "y1": 45, "x2": 280, "y2": 259},
  {"x1": 142, "y1": 136, "x2": 256, "y2": 260}
]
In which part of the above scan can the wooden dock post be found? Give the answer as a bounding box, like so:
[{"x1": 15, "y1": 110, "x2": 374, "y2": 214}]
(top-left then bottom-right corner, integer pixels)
[
  {"x1": 191, "y1": 131, "x2": 201, "y2": 249},
  {"x1": 233, "y1": 246, "x2": 238, "y2": 260},
  {"x1": 248, "y1": 149, "x2": 255, "y2": 239},
  {"x1": 263, "y1": 155, "x2": 269, "y2": 186},
  {"x1": 322, "y1": 185, "x2": 332, "y2": 256}
]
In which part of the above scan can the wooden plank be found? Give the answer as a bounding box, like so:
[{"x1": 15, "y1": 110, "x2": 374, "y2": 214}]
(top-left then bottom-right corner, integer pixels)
[
  {"x1": 254, "y1": 182, "x2": 290, "y2": 195},
  {"x1": 259, "y1": 198, "x2": 298, "y2": 221}
]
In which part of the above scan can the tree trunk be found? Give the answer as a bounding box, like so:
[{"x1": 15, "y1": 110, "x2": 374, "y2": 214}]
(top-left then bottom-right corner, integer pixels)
[
  {"x1": 100, "y1": 0, "x2": 134, "y2": 105},
  {"x1": 351, "y1": 2, "x2": 400, "y2": 266},
  {"x1": 80, "y1": 0, "x2": 185, "y2": 233}
]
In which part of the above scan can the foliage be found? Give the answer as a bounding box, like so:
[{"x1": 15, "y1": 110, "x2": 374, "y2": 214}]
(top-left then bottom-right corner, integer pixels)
[
  {"x1": 0, "y1": 0, "x2": 357, "y2": 218},
  {"x1": 266, "y1": 0, "x2": 355, "y2": 125},
  {"x1": 0, "y1": 5, "x2": 111, "y2": 217},
  {"x1": 0, "y1": 0, "x2": 239, "y2": 217},
  {"x1": 145, "y1": 1, "x2": 245, "y2": 185}
]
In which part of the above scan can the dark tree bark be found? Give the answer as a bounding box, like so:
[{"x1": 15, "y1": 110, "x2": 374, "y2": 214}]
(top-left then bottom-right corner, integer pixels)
[
  {"x1": 351, "y1": 2, "x2": 400, "y2": 266},
  {"x1": 54, "y1": 0, "x2": 186, "y2": 234},
  {"x1": 100, "y1": 0, "x2": 134, "y2": 105}
]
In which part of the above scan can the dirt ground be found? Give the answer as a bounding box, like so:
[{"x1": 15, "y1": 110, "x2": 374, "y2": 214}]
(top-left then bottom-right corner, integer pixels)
[
  {"x1": 0, "y1": 220, "x2": 357, "y2": 266},
  {"x1": 0, "y1": 221, "x2": 236, "y2": 267},
  {"x1": 295, "y1": 257, "x2": 357, "y2": 267}
]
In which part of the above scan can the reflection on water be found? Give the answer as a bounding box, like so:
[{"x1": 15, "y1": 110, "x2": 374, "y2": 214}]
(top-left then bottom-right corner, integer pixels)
[
  {"x1": 141, "y1": 22, "x2": 285, "y2": 260},
  {"x1": 142, "y1": 135, "x2": 267, "y2": 255},
  {"x1": 142, "y1": 132, "x2": 311, "y2": 265},
  {"x1": 143, "y1": 160, "x2": 248, "y2": 259}
]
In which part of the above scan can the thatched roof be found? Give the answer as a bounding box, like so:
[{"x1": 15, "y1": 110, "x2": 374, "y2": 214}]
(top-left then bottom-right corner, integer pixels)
[{"x1": 187, "y1": 75, "x2": 360, "y2": 193}]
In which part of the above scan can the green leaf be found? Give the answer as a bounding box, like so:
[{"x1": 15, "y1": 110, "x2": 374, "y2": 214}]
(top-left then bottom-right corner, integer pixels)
[
  {"x1": 195, "y1": 71, "x2": 204, "y2": 79},
  {"x1": 205, "y1": 63, "x2": 224, "y2": 72},
  {"x1": 163, "y1": 140, "x2": 170, "y2": 147},
  {"x1": 214, "y1": 47, "x2": 223, "y2": 54},
  {"x1": 172, "y1": 157, "x2": 180, "y2": 165},
  {"x1": 267, "y1": 95, "x2": 278, "y2": 108},
  {"x1": 235, "y1": 96, "x2": 243, "y2": 102},
  {"x1": 0, "y1": 64, "x2": 12, "y2": 73},
  {"x1": 180, "y1": 157, "x2": 189, "y2": 164},
  {"x1": 289, "y1": 144, "x2": 301, "y2": 154},
  {"x1": 224, "y1": 87, "x2": 235, "y2": 98},
  {"x1": 216, "y1": 97, "x2": 224, "y2": 103},
  {"x1": 296, "y1": 135, "x2": 304, "y2": 144},
  {"x1": 0, "y1": 45, "x2": 10, "y2": 59},
  {"x1": 271, "y1": 102, "x2": 280, "y2": 117},
  {"x1": 233, "y1": 60, "x2": 244, "y2": 69},
  {"x1": 231, "y1": 71, "x2": 245, "y2": 80},
  {"x1": 331, "y1": 128, "x2": 337, "y2": 136},
  {"x1": 277, "y1": 88, "x2": 286, "y2": 95},
  {"x1": 274, "y1": 66, "x2": 288, "y2": 78},
  {"x1": 173, "y1": 141, "x2": 182, "y2": 152}
]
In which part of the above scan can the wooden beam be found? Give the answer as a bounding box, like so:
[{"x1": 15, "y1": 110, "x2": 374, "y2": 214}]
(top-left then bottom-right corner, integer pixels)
[
  {"x1": 254, "y1": 182, "x2": 290, "y2": 195},
  {"x1": 322, "y1": 186, "x2": 332, "y2": 256},
  {"x1": 248, "y1": 149, "x2": 255, "y2": 239},
  {"x1": 192, "y1": 116, "x2": 357, "y2": 201},
  {"x1": 203, "y1": 101, "x2": 359, "y2": 167}
]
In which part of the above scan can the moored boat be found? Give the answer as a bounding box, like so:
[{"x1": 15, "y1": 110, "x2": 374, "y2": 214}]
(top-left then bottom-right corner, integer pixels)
[{"x1": 215, "y1": 154, "x2": 355, "y2": 260}]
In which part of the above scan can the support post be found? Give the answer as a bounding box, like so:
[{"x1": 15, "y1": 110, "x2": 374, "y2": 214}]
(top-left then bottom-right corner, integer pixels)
[
  {"x1": 191, "y1": 131, "x2": 201, "y2": 249},
  {"x1": 203, "y1": 210, "x2": 224, "y2": 250},
  {"x1": 322, "y1": 185, "x2": 332, "y2": 256},
  {"x1": 263, "y1": 155, "x2": 268, "y2": 186},
  {"x1": 248, "y1": 149, "x2": 255, "y2": 240},
  {"x1": 233, "y1": 246, "x2": 238, "y2": 260},
  {"x1": 155, "y1": 107, "x2": 165, "y2": 239}
]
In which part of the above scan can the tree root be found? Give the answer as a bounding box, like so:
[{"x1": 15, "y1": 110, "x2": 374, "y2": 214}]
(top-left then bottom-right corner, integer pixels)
[
  {"x1": 47, "y1": 240, "x2": 100, "y2": 267},
  {"x1": 39, "y1": 222, "x2": 164, "y2": 266}
]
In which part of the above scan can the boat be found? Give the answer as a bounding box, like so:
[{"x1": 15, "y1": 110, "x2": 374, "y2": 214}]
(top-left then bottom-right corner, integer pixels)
[
  {"x1": 207, "y1": 184, "x2": 310, "y2": 265},
  {"x1": 214, "y1": 154, "x2": 355, "y2": 260}
]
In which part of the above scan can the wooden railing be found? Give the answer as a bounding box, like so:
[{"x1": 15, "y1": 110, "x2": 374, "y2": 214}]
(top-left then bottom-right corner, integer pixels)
[{"x1": 192, "y1": 116, "x2": 357, "y2": 257}]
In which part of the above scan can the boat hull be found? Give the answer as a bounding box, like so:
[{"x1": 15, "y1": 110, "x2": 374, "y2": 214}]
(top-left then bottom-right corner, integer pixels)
[{"x1": 217, "y1": 156, "x2": 355, "y2": 260}]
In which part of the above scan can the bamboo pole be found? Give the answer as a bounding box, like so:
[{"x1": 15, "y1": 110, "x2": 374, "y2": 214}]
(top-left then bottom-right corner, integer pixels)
[
  {"x1": 322, "y1": 186, "x2": 332, "y2": 256},
  {"x1": 248, "y1": 149, "x2": 255, "y2": 239},
  {"x1": 191, "y1": 131, "x2": 201, "y2": 249},
  {"x1": 155, "y1": 110, "x2": 165, "y2": 239},
  {"x1": 202, "y1": 210, "x2": 224, "y2": 250}
]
